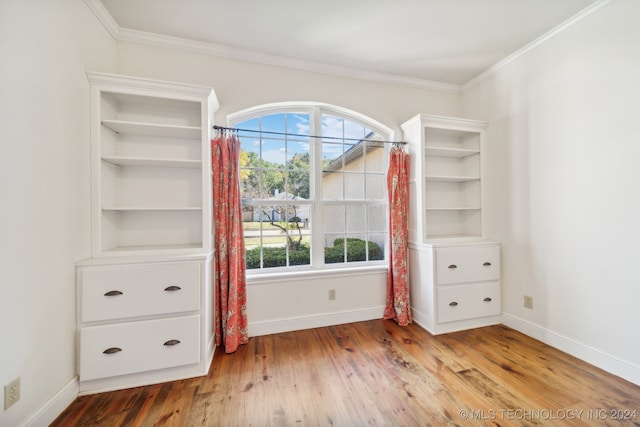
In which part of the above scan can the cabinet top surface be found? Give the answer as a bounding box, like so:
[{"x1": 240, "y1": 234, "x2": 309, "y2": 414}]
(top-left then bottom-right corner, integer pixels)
[
  {"x1": 412, "y1": 237, "x2": 499, "y2": 248},
  {"x1": 76, "y1": 251, "x2": 214, "y2": 267}
]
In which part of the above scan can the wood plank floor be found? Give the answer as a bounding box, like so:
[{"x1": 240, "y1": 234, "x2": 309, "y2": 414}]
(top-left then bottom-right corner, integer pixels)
[{"x1": 52, "y1": 320, "x2": 640, "y2": 426}]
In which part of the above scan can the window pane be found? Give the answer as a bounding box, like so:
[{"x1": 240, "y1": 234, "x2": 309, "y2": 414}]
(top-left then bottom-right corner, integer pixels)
[
  {"x1": 323, "y1": 114, "x2": 369, "y2": 141},
  {"x1": 322, "y1": 171, "x2": 343, "y2": 200},
  {"x1": 262, "y1": 113, "x2": 286, "y2": 133},
  {"x1": 243, "y1": 205, "x2": 261, "y2": 251},
  {"x1": 259, "y1": 168, "x2": 284, "y2": 199},
  {"x1": 261, "y1": 235, "x2": 288, "y2": 268},
  {"x1": 289, "y1": 243, "x2": 311, "y2": 267},
  {"x1": 365, "y1": 142, "x2": 385, "y2": 173},
  {"x1": 346, "y1": 204, "x2": 367, "y2": 233},
  {"x1": 346, "y1": 234, "x2": 368, "y2": 262},
  {"x1": 243, "y1": 208, "x2": 264, "y2": 270},
  {"x1": 368, "y1": 233, "x2": 386, "y2": 261},
  {"x1": 240, "y1": 137, "x2": 261, "y2": 161},
  {"x1": 287, "y1": 113, "x2": 310, "y2": 136},
  {"x1": 324, "y1": 234, "x2": 345, "y2": 264},
  {"x1": 366, "y1": 174, "x2": 386, "y2": 200},
  {"x1": 287, "y1": 140, "x2": 310, "y2": 165},
  {"x1": 259, "y1": 203, "x2": 289, "y2": 223},
  {"x1": 261, "y1": 137, "x2": 286, "y2": 169},
  {"x1": 367, "y1": 205, "x2": 386, "y2": 233},
  {"x1": 288, "y1": 213, "x2": 311, "y2": 267},
  {"x1": 322, "y1": 141, "x2": 345, "y2": 172},
  {"x1": 286, "y1": 201, "x2": 311, "y2": 229},
  {"x1": 322, "y1": 115, "x2": 344, "y2": 140},
  {"x1": 324, "y1": 205, "x2": 345, "y2": 234},
  {"x1": 286, "y1": 170, "x2": 309, "y2": 200},
  {"x1": 240, "y1": 167, "x2": 260, "y2": 200},
  {"x1": 344, "y1": 143, "x2": 365, "y2": 172},
  {"x1": 345, "y1": 173, "x2": 365, "y2": 199},
  {"x1": 343, "y1": 142, "x2": 363, "y2": 172},
  {"x1": 344, "y1": 121, "x2": 368, "y2": 141}
]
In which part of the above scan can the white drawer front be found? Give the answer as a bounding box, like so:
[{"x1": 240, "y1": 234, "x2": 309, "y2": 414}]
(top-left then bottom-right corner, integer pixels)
[
  {"x1": 435, "y1": 246, "x2": 500, "y2": 285},
  {"x1": 80, "y1": 262, "x2": 201, "y2": 322},
  {"x1": 437, "y1": 282, "x2": 500, "y2": 323},
  {"x1": 79, "y1": 315, "x2": 200, "y2": 381}
]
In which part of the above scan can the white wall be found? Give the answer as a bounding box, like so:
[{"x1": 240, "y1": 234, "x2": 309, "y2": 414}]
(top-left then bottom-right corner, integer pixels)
[
  {"x1": 116, "y1": 42, "x2": 460, "y2": 148},
  {"x1": 0, "y1": 1, "x2": 116, "y2": 425},
  {"x1": 462, "y1": 0, "x2": 640, "y2": 384},
  {"x1": 116, "y1": 41, "x2": 461, "y2": 335}
]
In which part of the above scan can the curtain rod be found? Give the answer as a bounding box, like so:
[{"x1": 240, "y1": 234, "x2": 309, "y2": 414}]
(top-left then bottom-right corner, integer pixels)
[{"x1": 213, "y1": 125, "x2": 407, "y2": 145}]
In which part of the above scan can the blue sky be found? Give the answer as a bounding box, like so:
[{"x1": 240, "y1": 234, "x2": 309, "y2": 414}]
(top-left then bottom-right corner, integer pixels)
[{"x1": 237, "y1": 113, "x2": 373, "y2": 165}]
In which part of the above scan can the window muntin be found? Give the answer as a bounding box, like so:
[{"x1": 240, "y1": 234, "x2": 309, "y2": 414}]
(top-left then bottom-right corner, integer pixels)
[{"x1": 231, "y1": 104, "x2": 391, "y2": 271}]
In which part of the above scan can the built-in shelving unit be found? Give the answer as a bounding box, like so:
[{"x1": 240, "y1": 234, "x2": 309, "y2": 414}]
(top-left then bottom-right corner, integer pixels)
[
  {"x1": 77, "y1": 72, "x2": 219, "y2": 394},
  {"x1": 402, "y1": 114, "x2": 487, "y2": 242},
  {"x1": 402, "y1": 114, "x2": 500, "y2": 334},
  {"x1": 87, "y1": 72, "x2": 218, "y2": 256}
]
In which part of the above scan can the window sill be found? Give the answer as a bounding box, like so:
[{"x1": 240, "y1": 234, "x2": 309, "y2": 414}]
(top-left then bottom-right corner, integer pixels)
[{"x1": 247, "y1": 264, "x2": 388, "y2": 286}]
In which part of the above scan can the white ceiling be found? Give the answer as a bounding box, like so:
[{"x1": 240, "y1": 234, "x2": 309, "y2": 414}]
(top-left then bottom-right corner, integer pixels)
[{"x1": 98, "y1": 0, "x2": 600, "y2": 86}]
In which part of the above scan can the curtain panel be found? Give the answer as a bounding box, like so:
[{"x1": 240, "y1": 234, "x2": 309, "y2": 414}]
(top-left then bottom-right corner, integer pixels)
[
  {"x1": 384, "y1": 146, "x2": 412, "y2": 326},
  {"x1": 212, "y1": 133, "x2": 249, "y2": 353}
]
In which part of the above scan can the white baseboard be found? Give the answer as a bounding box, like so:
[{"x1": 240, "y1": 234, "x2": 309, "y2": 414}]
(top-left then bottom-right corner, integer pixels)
[
  {"x1": 409, "y1": 307, "x2": 431, "y2": 330},
  {"x1": 26, "y1": 376, "x2": 79, "y2": 427},
  {"x1": 501, "y1": 312, "x2": 640, "y2": 386},
  {"x1": 249, "y1": 306, "x2": 385, "y2": 337}
]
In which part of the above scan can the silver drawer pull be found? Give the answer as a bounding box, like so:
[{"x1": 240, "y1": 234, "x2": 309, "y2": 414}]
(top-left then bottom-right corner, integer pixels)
[
  {"x1": 483, "y1": 262, "x2": 492, "y2": 266},
  {"x1": 483, "y1": 297, "x2": 492, "y2": 302},
  {"x1": 104, "y1": 290, "x2": 123, "y2": 297},
  {"x1": 103, "y1": 347, "x2": 122, "y2": 354},
  {"x1": 448, "y1": 264, "x2": 458, "y2": 269},
  {"x1": 449, "y1": 301, "x2": 458, "y2": 307},
  {"x1": 164, "y1": 339, "x2": 181, "y2": 347},
  {"x1": 164, "y1": 285, "x2": 182, "y2": 292}
]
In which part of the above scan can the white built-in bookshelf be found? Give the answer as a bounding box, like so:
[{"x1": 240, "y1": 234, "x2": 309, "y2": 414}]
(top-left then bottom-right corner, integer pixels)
[
  {"x1": 402, "y1": 114, "x2": 500, "y2": 335},
  {"x1": 77, "y1": 73, "x2": 218, "y2": 394},
  {"x1": 87, "y1": 72, "x2": 218, "y2": 256},
  {"x1": 402, "y1": 114, "x2": 486, "y2": 243}
]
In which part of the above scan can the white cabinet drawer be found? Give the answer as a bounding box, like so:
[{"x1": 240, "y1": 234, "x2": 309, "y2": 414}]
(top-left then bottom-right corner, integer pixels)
[
  {"x1": 79, "y1": 315, "x2": 200, "y2": 381},
  {"x1": 435, "y1": 245, "x2": 500, "y2": 285},
  {"x1": 80, "y1": 262, "x2": 201, "y2": 322},
  {"x1": 437, "y1": 282, "x2": 500, "y2": 323}
]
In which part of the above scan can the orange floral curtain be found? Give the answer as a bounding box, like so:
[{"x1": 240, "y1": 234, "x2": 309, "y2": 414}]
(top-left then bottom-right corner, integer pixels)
[
  {"x1": 212, "y1": 132, "x2": 248, "y2": 353},
  {"x1": 384, "y1": 145, "x2": 412, "y2": 326}
]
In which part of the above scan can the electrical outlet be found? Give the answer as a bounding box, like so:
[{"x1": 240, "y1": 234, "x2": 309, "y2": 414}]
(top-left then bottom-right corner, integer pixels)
[
  {"x1": 524, "y1": 295, "x2": 533, "y2": 310},
  {"x1": 328, "y1": 289, "x2": 336, "y2": 300},
  {"x1": 4, "y1": 377, "x2": 20, "y2": 410}
]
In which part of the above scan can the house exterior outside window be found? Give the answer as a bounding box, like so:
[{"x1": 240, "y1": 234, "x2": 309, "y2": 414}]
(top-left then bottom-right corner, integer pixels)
[{"x1": 228, "y1": 103, "x2": 393, "y2": 272}]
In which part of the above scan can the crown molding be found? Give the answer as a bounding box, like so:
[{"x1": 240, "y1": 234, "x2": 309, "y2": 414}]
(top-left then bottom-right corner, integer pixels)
[
  {"x1": 116, "y1": 28, "x2": 461, "y2": 94},
  {"x1": 84, "y1": 0, "x2": 119, "y2": 39},
  {"x1": 462, "y1": 0, "x2": 618, "y2": 91}
]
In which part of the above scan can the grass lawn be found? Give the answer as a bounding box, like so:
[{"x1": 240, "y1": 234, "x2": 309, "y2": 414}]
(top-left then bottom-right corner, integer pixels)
[
  {"x1": 242, "y1": 221, "x2": 283, "y2": 231},
  {"x1": 243, "y1": 221, "x2": 310, "y2": 249}
]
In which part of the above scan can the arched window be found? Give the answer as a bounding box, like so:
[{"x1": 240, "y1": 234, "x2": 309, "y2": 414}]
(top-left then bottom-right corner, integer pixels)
[{"x1": 228, "y1": 102, "x2": 393, "y2": 272}]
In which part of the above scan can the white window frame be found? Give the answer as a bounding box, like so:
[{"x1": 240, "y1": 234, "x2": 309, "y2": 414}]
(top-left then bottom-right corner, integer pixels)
[{"x1": 228, "y1": 102, "x2": 394, "y2": 276}]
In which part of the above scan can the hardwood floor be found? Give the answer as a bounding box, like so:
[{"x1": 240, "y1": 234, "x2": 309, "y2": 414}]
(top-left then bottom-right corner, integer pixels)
[{"x1": 52, "y1": 320, "x2": 640, "y2": 426}]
